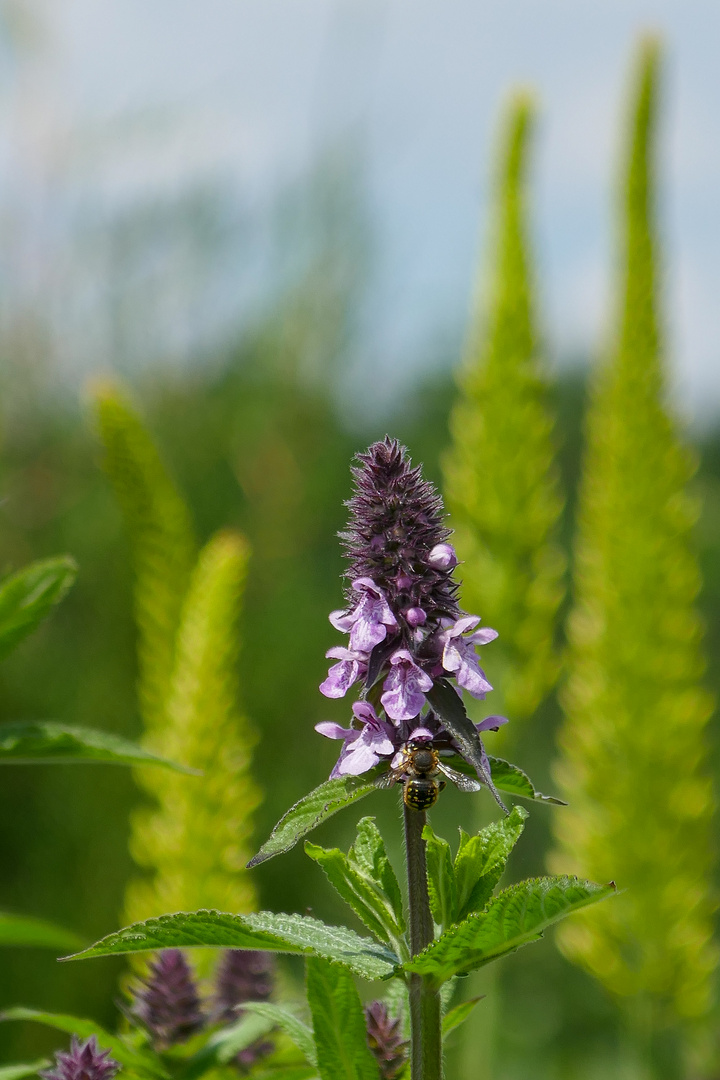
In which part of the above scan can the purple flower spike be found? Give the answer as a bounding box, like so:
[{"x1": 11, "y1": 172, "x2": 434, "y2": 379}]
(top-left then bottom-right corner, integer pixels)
[
  {"x1": 441, "y1": 616, "x2": 496, "y2": 699},
  {"x1": 40, "y1": 1036, "x2": 119, "y2": 1080},
  {"x1": 131, "y1": 949, "x2": 204, "y2": 1049},
  {"x1": 428, "y1": 543, "x2": 458, "y2": 571},
  {"x1": 320, "y1": 646, "x2": 367, "y2": 698},
  {"x1": 316, "y1": 702, "x2": 398, "y2": 777},
  {"x1": 381, "y1": 649, "x2": 434, "y2": 721}
]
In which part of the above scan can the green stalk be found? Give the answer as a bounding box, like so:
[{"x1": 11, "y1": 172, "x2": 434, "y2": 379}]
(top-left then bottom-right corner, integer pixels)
[{"x1": 404, "y1": 803, "x2": 442, "y2": 1080}]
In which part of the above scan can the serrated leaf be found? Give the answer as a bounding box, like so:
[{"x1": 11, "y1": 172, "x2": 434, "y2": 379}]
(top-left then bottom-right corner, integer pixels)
[
  {"x1": 248, "y1": 771, "x2": 384, "y2": 867},
  {"x1": 304, "y1": 843, "x2": 405, "y2": 957},
  {"x1": 0, "y1": 1009, "x2": 167, "y2": 1076},
  {"x1": 426, "y1": 681, "x2": 507, "y2": 812},
  {"x1": 0, "y1": 721, "x2": 197, "y2": 771},
  {"x1": 63, "y1": 909, "x2": 398, "y2": 981},
  {"x1": 0, "y1": 557, "x2": 77, "y2": 663},
  {"x1": 242, "y1": 1003, "x2": 317, "y2": 1067},
  {"x1": 306, "y1": 957, "x2": 380, "y2": 1080},
  {"x1": 454, "y1": 806, "x2": 528, "y2": 921},
  {"x1": 0, "y1": 911, "x2": 83, "y2": 950},
  {"x1": 0, "y1": 1063, "x2": 50, "y2": 1080},
  {"x1": 448, "y1": 754, "x2": 565, "y2": 805},
  {"x1": 422, "y1": 826, "x2": 456, "y2": 935},
  {"x1": 351, "y1": 819, "x2": 405, "y2": 932},
  {"x1": 441, "y1": 996, "x2": 484, "y2": 1038},
  {"x1": 403, "y1": 877, "x2": 616, "y2": 987}
]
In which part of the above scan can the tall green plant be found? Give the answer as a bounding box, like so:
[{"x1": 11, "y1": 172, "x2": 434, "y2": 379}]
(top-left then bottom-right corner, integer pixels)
[
  {"x1": 443, "y1": 93, "x2": 565, "y2": 724},
  {"x1": 551, "y1": 40, "x2": 716, "y2": 1061},
  {"x1": 93, "y1": 384, "x2": 259, "y2": 923}
]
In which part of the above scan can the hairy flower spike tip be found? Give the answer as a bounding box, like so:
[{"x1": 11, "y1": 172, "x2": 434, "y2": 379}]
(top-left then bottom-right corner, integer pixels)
[
  {"x1": 342, "y1": 437, "x2": 460, "y2": 622},
  {"x1": 318, "y1": 437, "x2": 505, "y2": 783},
  {"x1": 131, "y1": 949, "x2": 204, "y2": 1049},
  {"x1": 39, "y1": 1036, "x2": 120, "y2": 1080},
  {"x1": 364, "y1": 1001, "x2": 409, "y2": 1079}
]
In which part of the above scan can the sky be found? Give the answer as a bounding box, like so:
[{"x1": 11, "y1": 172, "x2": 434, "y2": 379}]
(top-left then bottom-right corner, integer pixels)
[{"x1": 2, "y1": 0, "x2": 719, "y2": 421}]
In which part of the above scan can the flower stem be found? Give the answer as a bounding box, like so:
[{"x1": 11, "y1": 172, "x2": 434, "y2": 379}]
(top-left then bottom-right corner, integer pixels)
[{"x1": 404, "y1": 802, "x2": 442, "y2": 1080}]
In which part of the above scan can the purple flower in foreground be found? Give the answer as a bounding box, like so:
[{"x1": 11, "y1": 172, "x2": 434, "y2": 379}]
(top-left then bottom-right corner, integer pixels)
[
  {"x1": 381, "y1": 649, "x2": 434, "y2": 721},
  {"x1": 320, "y1": 646, "x2": 367, "y2": 699},
  {"x1": 365, "y1": 1002, "x2": 409, "y2": 1080},
  {"x1": 40, "y1": 1036, "x2": 119, "y2": 1080},
  {"x1": 330, "y1": 577, "x2": 398, "y2": 653},
  {"x1": 316, "y1": 702, "x2": 398, "y2": 776},
  {"x1": 427, "y1": 543, "x2": 458, "y2": 571},
  {"x1": 440, "y1": 616, "x2": 497, "y2": 699},
  {"x1": 131, "y1": 949, "x2": 204, "y2": 1049}
]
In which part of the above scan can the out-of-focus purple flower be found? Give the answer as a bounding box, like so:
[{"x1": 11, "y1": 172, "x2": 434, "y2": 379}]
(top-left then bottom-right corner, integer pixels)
[
  {"x1": 40, "y1": 1036, "x2": 119, "y2": 1080},
  {"x1": 131, "y1": 949, "x2": 204, "y2": 1049},
  {"x1": 319, "y1": 646, "x2": 367, "y2": 699},
  {"x1": 477, "y1": 715, "x2": 508, "y2": 733},
  {"x1": 364, "y1": 1002, "x2": 409, "y2": 1079},
  {"x1": 316, "y1": 702, "x2": 398, "y2": 776},
  {"x1": 440, "y1": 616, "x2": 497, "y2": 699},
  {"x1": 381, "y1": 650, "x2": 434, "y2": 721},
  {"x1": 330, "y1": 577, "x2": 398, "y2": 653},
  {"x1": 427, "y1": 543, "x2": 458, "y2": 571},
  {"x1": 213, "y1": 950, "x2": 275, "y2": 1069},
  {"x1": 214, "y1": 949, "x2": 274, "y2": 1023}
]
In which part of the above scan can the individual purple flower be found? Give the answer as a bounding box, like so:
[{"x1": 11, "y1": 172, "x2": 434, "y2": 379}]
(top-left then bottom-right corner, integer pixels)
[
  {"x1": 316, "y1": 702, "x2": 398, "y2": 777},
  {"x1": 39, "y1": 1036, "x2": 119, "y2": 1080},
  {"x1": 440, "y1": 616, "x2": 497, "y2": 699},
  {"x1": 320, "y1": 646, "x2": 367, "y2": 699},
  {"x1": 381, "y1": 649, "x2": 434, "y2": 721},
  {"x1": 330, "y1": 577, "x2": 398, "y2": 653},
  {"x1": 130, "y1": 949, "x2": 204, "y2": 1049},
  {"x1": 427, "y1": 543, "x2": 458, "y2": 571}
]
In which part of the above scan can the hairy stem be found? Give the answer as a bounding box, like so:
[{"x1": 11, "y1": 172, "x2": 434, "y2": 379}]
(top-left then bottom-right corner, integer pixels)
[{"x1": 404, "y1": 802, "x2": 442, "y2": 1080}]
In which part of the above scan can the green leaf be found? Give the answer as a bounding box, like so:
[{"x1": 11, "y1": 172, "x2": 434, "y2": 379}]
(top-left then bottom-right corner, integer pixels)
[
  {"x1": 306, "y1": 957, "x2": 380, "y2": 1080},
  {"x1": 64, "y1": 909, "x2": 399, "y2": 981},
  {"x1": 0, "y1": 1008, "x2": 167, "y2": 1076},
  {"x1": 248, "y1": 771, "x2": 384, "y2": 867},
  {"x1": 0, "y1": 1063, "x2": 50, "y2": 1080},
  {"x1": 422, "y1": 826, "x2": 456, "y2": 934},
  {"x1": 403, "y1": 877, "x2": 616, "y2": 987},
  {"x1": 442, "y1": 996, "x2": 484, "y2": 1038},
  {"x1": 305, "y1": 842, "x2": 405, "y2": 958},
  {"x1": 448, "y1": 754, "x2": 565, "y2": 805},
  {"x1": 426, "y1": 681, "x2": 507, "y2": 812},
  {"x1": 0, "y1": 557, "x2": 77, "y2": 663},
  {"x1": 454, "y1": 806, "x2": 528, "y2": 921},
  {"x1": 177, "y1": 1011, "x2": 276, "y2": 1078},
  {"x1": 0, "y1": 911, "x2": 83, "y2": 950},
  {"x1": 242, "y1": 1002, "x2": 317, "y2": 1067},
  {"x1": 351, "y1": 818, "x2": 405, "y2": 932},
  {"x1": 0, "y1": 721, "x2": 197, "y2": 771}
]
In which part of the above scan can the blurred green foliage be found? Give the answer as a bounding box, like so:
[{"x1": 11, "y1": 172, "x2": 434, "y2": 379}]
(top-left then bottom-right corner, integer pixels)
[
  {"x1": 443, "y1": 93, "x2": 565, "y2": 729},
  {"x1": 551, "y1": 39, "x2": 717, "y2": 1077}
]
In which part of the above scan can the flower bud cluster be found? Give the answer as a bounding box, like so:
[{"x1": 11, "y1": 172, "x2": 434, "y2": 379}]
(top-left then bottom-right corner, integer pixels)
[
  {"x1": 317, "y1": 438, "x2": 505, "y2": 778},
  {"x1": 40, "y1": 1037, "x2": 120, "y2": 1080}
]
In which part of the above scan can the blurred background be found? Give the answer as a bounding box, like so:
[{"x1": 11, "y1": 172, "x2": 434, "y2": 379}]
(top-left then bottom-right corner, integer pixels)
[{"x1": 0, "y1": 1, "x2": 719, "y2": 1077}]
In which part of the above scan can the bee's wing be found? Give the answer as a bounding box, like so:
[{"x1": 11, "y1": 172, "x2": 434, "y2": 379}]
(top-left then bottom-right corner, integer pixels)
[
  {"x1": 374, "y1": 767, "x2": 403, "y2": 789},
  {"x1": 437, "y1": 761, "x2": 483, "y2": 792}
]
